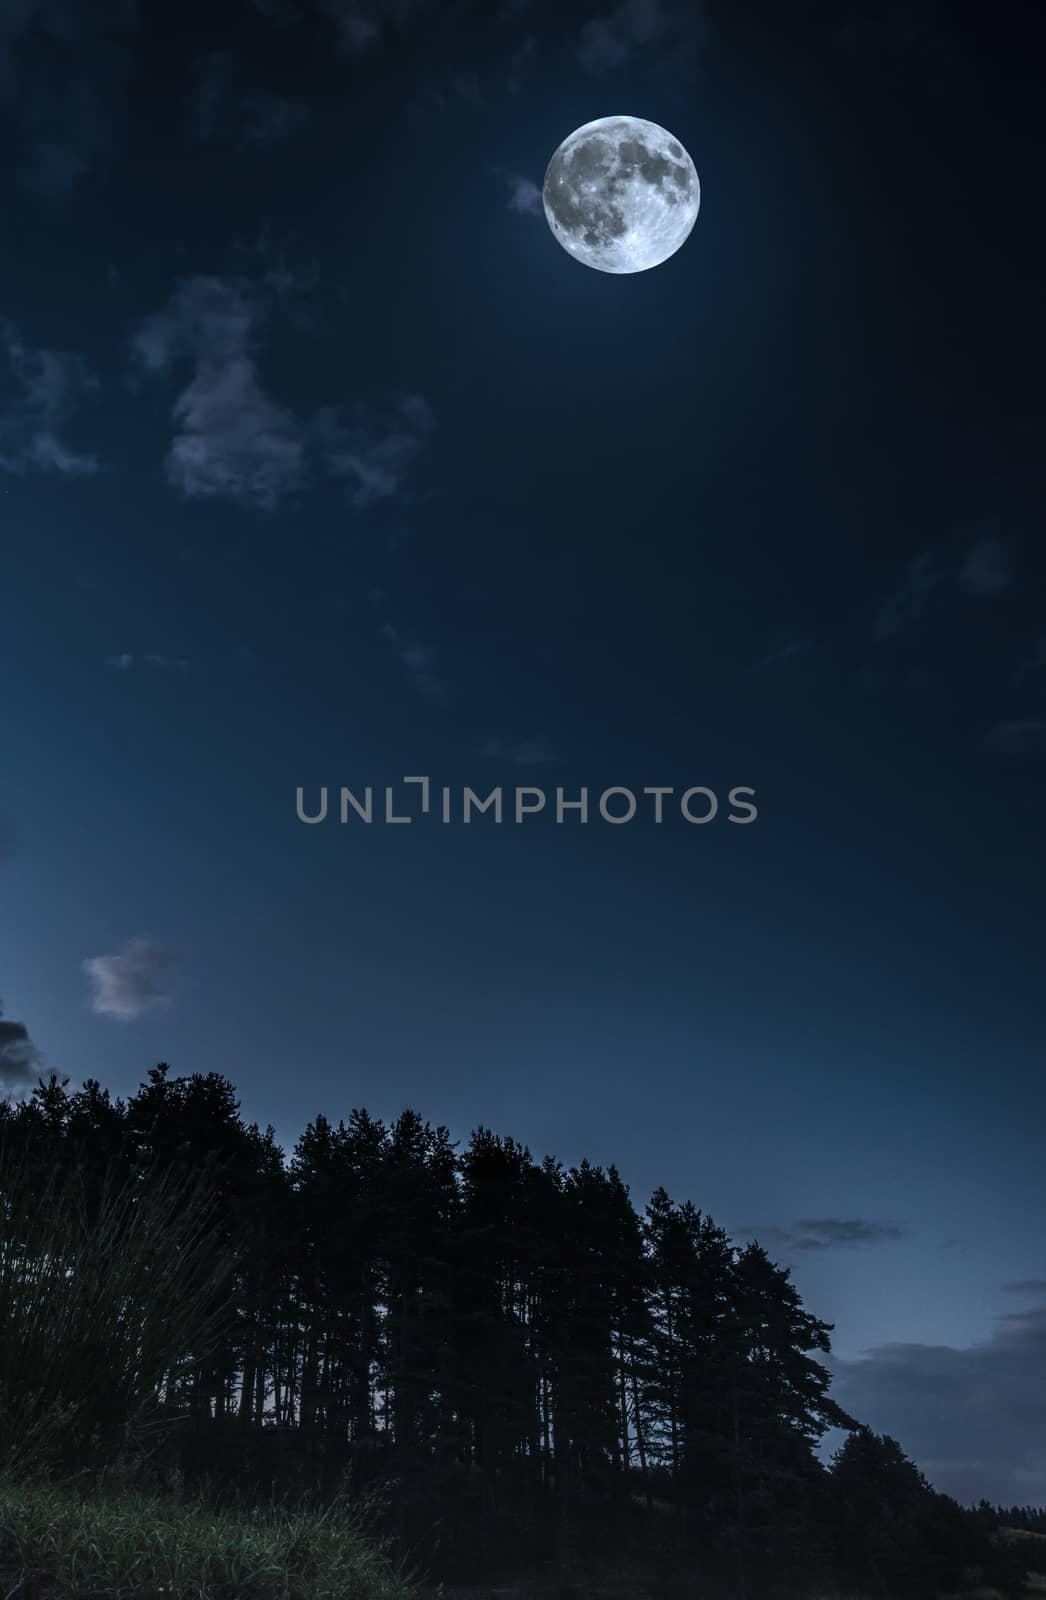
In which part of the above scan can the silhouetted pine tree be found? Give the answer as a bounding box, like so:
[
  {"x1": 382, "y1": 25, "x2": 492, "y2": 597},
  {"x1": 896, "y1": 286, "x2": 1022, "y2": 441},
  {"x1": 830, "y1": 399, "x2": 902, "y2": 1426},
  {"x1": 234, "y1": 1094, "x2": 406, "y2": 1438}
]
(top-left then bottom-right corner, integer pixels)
[
  {"x1": 454, "y1": 1130, "x2": 542, "y2": 1488},
  {"x1": 8, "y1": 1058, "x2": 992, "y2": 1590}
]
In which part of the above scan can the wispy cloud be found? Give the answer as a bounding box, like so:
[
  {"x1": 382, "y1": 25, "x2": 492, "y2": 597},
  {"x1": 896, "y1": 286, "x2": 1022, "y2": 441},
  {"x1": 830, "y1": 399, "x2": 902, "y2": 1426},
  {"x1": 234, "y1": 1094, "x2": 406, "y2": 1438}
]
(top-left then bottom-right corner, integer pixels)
[
  {"x1": 0, "y1": 320, "x2": 99, "y2": 476},
  {"x1": 577, "y1": 0, "x2": 709, "y2": 77},
  {"x1": 381, "y1": 621, "x2": 446, "y2": 703},
  {"x1": 744, "y1": 1218, "x2": 907, "y2": 1252},
  {"x1": 321, "y1": 0, "x2": 432, "y2": 53},
  {"x1": 232, "y1": 228, "x2": 323, "y2": 332},
  {"x1": 2, "y1": 1, "x2": 140, "y2": 197},
  {"x1": 506, "y1": 175, "x2": 542, "y2": 216},
  {"x1": 188, "y1": 52, "x2": 307, "y2": 149},
  {"x1": 83, "y1": 938, "x2": 176, "y2": 1021},
  {"x1": 875, "y1": 532, "x2": 1013, "y2": 638},
  {"x1": 1003, "y1": 1280, "x2": 1046, "y2": 1299},
  {"x1": 135, "y1": 275, "x2": 432, "y2": 513},
  {"x1": 0, "y1": 1000, "x2": 42, "y2": 1095},
  {"x1": 959, "y1": 533, "x2": 1011, "y2": 596},
  {"x1": 316, "y1": 393, "x2": 436, "y2": 509},
  {"x1": 251, "y1": 0, "x2": 431, "y2": 55},
  {"x1": 985, "y1": 719, "x2": 1045, "y2": 754},
  {"x1": 445, "y1": 71, "x2": 482, "y2": 108},
  {"x1": 168, "y1": 356, "x2": 306, "y2": 509},
  {"x1": 104, "y1": 652, "x2": 190, "y2": 671},
  {"x1": 241, "y1": 89, "x2": 308, "y2": 147},
  {"x1": 133, "y1": 276, "x2": 307, "y2": 511},
  {"x1": 143, "y1": 652, "x2": 189, "y2": 669},
  {"x1": 506, "y1": 32, "x2": 536, "y2": 95},
  {"x1": 748, "y1": 637, "x2": 822, "y2": 675},
  {"x1": 873, "y1": 549, "x2": 943, "y2": 640},
  {"x1": 1016, "y1": 636, "x2": 1046, "y2": 683},
  {"x1": 18, "y1": 138, "x2": 90, "y2": 198}
]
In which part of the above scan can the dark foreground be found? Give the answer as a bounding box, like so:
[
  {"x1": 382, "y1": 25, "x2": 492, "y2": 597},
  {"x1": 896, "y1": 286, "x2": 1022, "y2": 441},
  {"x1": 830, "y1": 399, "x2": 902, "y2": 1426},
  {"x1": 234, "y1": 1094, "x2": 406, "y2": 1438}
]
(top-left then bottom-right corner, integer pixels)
[{"x1": 3, "y1": 1472, "x2": 1044, "y2": 1600}]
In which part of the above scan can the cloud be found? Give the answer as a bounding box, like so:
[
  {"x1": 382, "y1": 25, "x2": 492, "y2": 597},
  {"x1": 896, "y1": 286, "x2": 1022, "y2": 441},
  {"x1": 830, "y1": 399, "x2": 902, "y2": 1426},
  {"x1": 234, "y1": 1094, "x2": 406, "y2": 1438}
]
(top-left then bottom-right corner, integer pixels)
[
  {"x1": 82, "y1": 938, "x2": 176, "y2": 1021},
  {"x1": 409, "y1": 67, "x2": 491, "y2": 122},
  {"x1": 450, "y1": 71, "x2": 482, "y2": 106},
  {"x1": 134, "y1": 276, "x2": 307, "y2": 511},
  {"x1": 1, "y1": 1, "x2": 139, "y2": 197},
  {"x1": 506, "y1": 175, "x2": 542, "y2": 216},
  {"x1": 188, "y1": 52, "x2": 307, "y2": 148},
  {"x1": 17, "y1": 137, "x2": 90, "y2": 198},
  {"x1": 1016, "y1": 637, "x2": 1046, "y2": 683},
  {"x1": 135, "y1": 275, "x2": 260, "y2": 376},
  {"x1": 136, "y1": 275, "x2": 430, "y2": 513},
  {"x1": 506, "y1": 32, "x2": 536, "y2": 94},
  {"x1": 0, "y1": 1000, "x2": 42, "y2": 1094},
  {"x1": 829, "y1": 1299, "x2": 1046, "y2": 1505},
  {"x1": 231, "y1": 227, "x2": 323, "y2": 330},
  {"x1": 985, "y1": 719, "x2": 1045, "y2": 754},
  {"x1": 381, "y1": 621, "x2": 445, "y2": 703},
  {"x1": 959, "y1": 534, "x2": 1011, "y2": 596},
  {"x1": 875, "y1": 533, "x2": 1012, "y2": 638},
  {"x1": 185, "y1": 52, "x2": 230, "y2": 141},
  {"x1": 250, "y1": 0, "x2": 431, "y2": 54},
  {"x1": 241, "y1": 89, "x2": 308, "y2": 146},
  {"x1": 873, "y1": 549, "x2": 944, "y2": 640},
  {"x1": 143, "y1": 652, "x2": 189, "y2": 669},
  {"x1": 745, "y1": 1218, "x2": 907, "y2": 1252},
  {"x1": 0, "y1": 320, "x2": 99, "y2": 476},
  {"x1": 316, "y1": 393, "x2": 435, "y2": 509},
  {"x1": 104, "y1": 652, "x2": 189, "y2": 670},
  {"x1": 577, "y1": 0, "x2": 709, "y2": 76},
  {"x1": 748, "y1": 638, "x2": 822, "y2": 675},
  {"x1": 168, "y1": 357, "x2": 306, "y2": 509},
  {"x1": 1003, "y1": 1280, "x2": 1046, "y2": 1299},
  {"x1": 482, "y1": 736, "x2": 558, "y2": 767},
  {"x1": 315, "y1": 0, "x2": 430, "y2": 53}
]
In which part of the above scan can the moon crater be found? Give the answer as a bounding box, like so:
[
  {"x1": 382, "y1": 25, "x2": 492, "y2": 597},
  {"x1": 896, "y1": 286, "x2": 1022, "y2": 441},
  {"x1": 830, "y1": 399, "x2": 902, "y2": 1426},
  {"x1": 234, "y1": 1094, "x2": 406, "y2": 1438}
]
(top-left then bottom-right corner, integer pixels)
[{"x1": 542, "y1": 116, "x2": 700, "y2": 275}]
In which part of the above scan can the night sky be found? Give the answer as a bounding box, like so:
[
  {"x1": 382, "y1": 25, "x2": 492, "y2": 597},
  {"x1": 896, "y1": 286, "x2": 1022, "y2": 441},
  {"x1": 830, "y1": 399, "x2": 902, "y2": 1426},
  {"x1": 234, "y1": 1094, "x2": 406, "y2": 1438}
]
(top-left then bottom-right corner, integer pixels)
[{"x1": 2, "y1": 0, "x2": 1045, "y2": 1507}]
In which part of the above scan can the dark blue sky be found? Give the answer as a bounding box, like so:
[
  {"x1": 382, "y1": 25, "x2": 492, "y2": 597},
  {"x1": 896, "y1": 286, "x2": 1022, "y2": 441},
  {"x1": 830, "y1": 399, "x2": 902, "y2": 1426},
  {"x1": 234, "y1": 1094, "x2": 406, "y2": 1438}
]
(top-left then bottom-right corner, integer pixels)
[{"x1": 2, "y1": 0, "x2": 1045, "y2": 1506}]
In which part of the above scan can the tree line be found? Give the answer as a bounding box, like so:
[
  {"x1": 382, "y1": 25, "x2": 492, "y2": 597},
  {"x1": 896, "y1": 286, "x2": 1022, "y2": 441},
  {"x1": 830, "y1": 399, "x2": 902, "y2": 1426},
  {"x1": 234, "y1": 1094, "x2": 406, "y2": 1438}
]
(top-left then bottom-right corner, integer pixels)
[{"x1": 0, "y1": 1065, "x2": 1034, "y2": 1594}]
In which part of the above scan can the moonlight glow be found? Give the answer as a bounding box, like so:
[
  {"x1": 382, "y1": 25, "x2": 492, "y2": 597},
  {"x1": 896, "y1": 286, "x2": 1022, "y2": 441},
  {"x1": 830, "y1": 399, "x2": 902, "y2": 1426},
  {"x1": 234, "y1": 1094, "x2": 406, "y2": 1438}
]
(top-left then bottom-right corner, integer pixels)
[{"x1": 542, "y1": 115, "x2": 700, "y2": 275}]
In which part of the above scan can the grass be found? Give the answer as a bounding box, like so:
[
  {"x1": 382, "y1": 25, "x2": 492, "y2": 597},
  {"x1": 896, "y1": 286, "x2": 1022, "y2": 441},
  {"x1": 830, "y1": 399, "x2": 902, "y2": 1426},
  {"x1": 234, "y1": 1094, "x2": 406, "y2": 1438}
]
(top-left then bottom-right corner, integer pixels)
[
  {"x1": 1, "y1": 1479, "x2": 1033, "y2": 1600},
  {"x1": 0, "y1": 1473, "x2": 415, "y2": 1600},
  {"x1": 0, "y1": 1477, "x2": 886, "y2": 1600}
]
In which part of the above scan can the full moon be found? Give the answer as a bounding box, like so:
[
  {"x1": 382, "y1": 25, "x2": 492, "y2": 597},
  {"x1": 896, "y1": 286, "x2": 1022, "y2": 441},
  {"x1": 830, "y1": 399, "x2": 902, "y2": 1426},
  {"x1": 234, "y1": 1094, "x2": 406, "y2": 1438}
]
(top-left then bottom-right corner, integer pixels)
[{"x1": 542, "y1": 116, "x2": 700, "y2": 275}]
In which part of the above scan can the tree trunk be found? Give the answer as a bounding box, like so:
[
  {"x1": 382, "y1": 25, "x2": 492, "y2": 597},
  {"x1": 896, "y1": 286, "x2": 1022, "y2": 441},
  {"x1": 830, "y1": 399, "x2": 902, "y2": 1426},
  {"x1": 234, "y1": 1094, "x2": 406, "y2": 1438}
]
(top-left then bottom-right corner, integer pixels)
[{"x1": 630, "y1": 1355, "x2": 653, "y2": 1512}]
